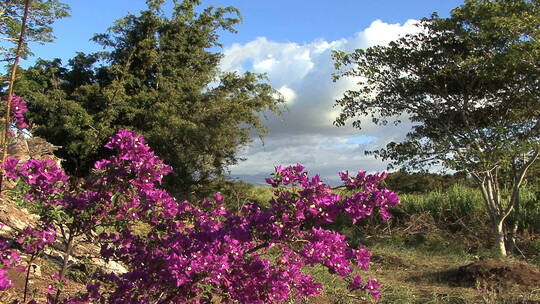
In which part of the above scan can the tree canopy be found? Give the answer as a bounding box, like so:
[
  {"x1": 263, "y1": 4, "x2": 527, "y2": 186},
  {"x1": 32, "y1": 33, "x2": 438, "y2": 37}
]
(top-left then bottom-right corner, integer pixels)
[
  {"x1": 333, "y1": 0, "x2": 540, "y2": 256},
  {"x1": 12, "y1": 0, "x2": 283, "y2": 196}
]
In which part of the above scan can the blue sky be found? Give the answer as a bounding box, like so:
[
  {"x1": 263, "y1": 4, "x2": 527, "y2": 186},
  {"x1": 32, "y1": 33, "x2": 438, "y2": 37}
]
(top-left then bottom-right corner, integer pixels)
[
  {"x1": 23, "y1": 1, "x2": 464, "y2": 184},
  {"x1": 26, "y1": 0, "x2": 463, "y2": 66}
]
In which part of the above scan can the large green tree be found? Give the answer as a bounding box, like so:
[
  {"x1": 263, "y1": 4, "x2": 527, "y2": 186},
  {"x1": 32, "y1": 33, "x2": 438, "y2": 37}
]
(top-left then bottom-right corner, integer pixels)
[
  {"x1": 14, "y1": 0, "x2": 282, "y2": 196},
  {"x1": 333, "y1": 0, "x2": 539, "y2": 256}
]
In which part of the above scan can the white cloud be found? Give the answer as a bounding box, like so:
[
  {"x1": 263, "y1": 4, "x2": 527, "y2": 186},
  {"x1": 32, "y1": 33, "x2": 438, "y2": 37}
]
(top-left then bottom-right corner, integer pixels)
[
  {"x1": 362, "y1": 19, "x2": 421, "y2": 46},
  {"x1": 222, "y1": 20, "x2": 420, "y2": 184},
  {"x1": 277, "y1": 86, "x2": 296, "y2": 104},
  {"x1": 253, "y1": 56, "x2": 275, "y2": 72}
]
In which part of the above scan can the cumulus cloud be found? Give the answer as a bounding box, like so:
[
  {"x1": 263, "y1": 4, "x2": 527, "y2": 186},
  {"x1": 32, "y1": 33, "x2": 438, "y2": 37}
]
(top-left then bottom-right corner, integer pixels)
[
  {"x1": 277, "y1": 86, "x2": 296, "y2": 104},
  {"x1": 222, "y1": 19, "x2": 421, "y2": 184}
]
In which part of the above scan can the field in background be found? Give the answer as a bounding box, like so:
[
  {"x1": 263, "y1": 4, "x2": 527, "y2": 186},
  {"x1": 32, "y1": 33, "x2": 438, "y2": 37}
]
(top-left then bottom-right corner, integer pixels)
[{"x1": 221, "y1": 182, "x2": 540, "y2": 303}]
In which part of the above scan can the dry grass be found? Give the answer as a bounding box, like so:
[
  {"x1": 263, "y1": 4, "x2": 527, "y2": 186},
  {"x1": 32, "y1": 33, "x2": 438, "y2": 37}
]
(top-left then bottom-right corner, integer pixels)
[{"x1": 304, "y1": 234, "x2": 540, "y2": 304}]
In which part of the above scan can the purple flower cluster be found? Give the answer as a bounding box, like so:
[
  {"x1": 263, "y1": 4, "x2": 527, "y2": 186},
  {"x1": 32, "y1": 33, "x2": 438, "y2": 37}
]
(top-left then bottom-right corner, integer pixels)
[
  {"x1": 266, "y1": 165, "x2": 400, "y2": 224},
  {"x1": 0, "y1": 237, "x2": 21, "y2": 291},
  {"x1": 4, "y1": 157, "x2": 69, "y2": 203},
  {"x1": 97, "y1": 129, "x2": 172, "y2": 187},
  {"x1": 339, "y1": 170, "x2": 400, "y2": 222},
  {"x1": 1, "y1": 129, "x2": 400, "y2": 303},
  {"x1": 17, "y1": 226, "x2": 56, "y2": 254},
  {"x1": 0, "y1": 224, "x2": 54, "y2": 296},
  {"x1": 10, "y1": 96, "x2": 29, "y2": 130}
]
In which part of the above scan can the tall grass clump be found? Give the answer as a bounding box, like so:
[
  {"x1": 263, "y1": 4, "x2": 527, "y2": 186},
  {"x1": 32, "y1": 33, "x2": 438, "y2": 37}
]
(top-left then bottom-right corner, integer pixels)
[
  {"x1": 399, "y1": 184, "x2": 485, "y2": 224},
  {"x1": 399, "y1": 184, "x2": 539, "y2": 233},
  {"x1": 517, "y1": 187, "x2": 540, "y2": 234}
]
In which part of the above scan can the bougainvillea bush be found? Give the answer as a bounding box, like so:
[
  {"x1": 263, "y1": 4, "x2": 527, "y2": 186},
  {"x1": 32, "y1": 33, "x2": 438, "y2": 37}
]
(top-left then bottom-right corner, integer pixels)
[{"x1": 0, "y1": 102, "x2": 399, "y2": 303}]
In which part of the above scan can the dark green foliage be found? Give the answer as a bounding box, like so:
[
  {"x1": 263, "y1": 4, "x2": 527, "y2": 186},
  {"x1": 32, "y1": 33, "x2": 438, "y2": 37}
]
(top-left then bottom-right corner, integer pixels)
[
  {"x1": 13, "y1": 0, "x2": 283, "y2": 195},
  {"x1": 525, "y1": 161, "x2": 540, "y2": 193},
  {"x1": 385, "y1": 170, "x2": 471, "y2": 194}
]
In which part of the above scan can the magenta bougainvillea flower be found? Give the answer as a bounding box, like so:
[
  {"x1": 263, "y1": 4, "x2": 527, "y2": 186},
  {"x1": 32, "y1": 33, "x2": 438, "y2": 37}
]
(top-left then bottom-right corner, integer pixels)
[
  {"x1": 1, "y1": 129, "x2": 399, "y2": 303},
  {"x1": 10, "y1": 96, "x2": 29, "y2": 130}
]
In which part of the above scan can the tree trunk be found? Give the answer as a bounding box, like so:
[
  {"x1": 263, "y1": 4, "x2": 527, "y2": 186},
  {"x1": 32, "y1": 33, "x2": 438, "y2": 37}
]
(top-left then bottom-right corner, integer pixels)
[
  {"x1": 495, "y1": 219, "x2": 507, "y2": 257},
  {"x1": 54, "y1": 232, "x2": 75, "y2": 304},
  {"x1": 507, "y1": 151, "x2": 539, "y2": 253},
  {"x1": 0, "y1": 0, "x2": 32, "y2": 193},
  {"x1": 474, "y1": 172, "x2": 511, "y2": 257},
  {"x1": 509, "y1": 186, "x2": 520, "y2": 253}
]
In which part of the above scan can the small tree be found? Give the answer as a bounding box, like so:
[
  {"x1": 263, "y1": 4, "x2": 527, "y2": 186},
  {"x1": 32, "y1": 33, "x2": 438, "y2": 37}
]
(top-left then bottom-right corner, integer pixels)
[
  {"x1": 0, "y1": 0, "x2": 70, "y2": 60},
  {"x1": 1, "y1": 129, "x2": 398, "y2": 303},
  {"x1": 332, "y1": 0, "x2": 539, "y2": 256},
  {"x1": 0, "y1": 0, "x2": 69, "y2": 193}
]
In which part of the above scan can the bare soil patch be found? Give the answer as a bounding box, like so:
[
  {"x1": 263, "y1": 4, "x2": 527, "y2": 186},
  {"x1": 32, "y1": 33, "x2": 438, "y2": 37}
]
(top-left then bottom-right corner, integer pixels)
[
  {"x1": 371, "y1": 252, "x2": 413, "y2": 269},
  {"x1": 442, "y1": 259, "x2": 540, "y2": 289}
]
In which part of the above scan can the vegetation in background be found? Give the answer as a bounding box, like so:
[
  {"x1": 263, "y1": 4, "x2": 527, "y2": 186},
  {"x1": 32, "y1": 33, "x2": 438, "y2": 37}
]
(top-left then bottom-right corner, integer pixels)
[
  {"x1": 243, "y1": 180, "x2": 540, "y2": 269},
  {"x1": 333, "y1": 0, "x2": 540, "y2": 256},
  {"x1": 12, "y1": 0, "x2": 283, "y2": 197},
  {"x1": 399, "y1": 185, "x2": 540, "y2": 236},
  {"x1": 384, "y1": 170, "x2": 471, "y2": 194}
]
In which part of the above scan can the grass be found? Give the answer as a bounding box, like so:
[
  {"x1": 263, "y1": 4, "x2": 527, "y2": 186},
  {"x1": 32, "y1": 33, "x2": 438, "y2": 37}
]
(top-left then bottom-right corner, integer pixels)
[
  {"x1": 294, "y1": 183, "x2": 539, "y2": 304},
  {"x1": 244, "y1": 183, "x2": 539, "y2": 232},
  {"x1": 303, "y1": 232, "x2": 540, "y2": 304},
  {"x1": 86, "y1": 183, "x2": 540, "y2": 303},
  {"x1": 398, "y1": 184, "x2": 540, "y2": 232},
  {"x1": 399, "y1": 184, "x2": 484, "y2": 222}
]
